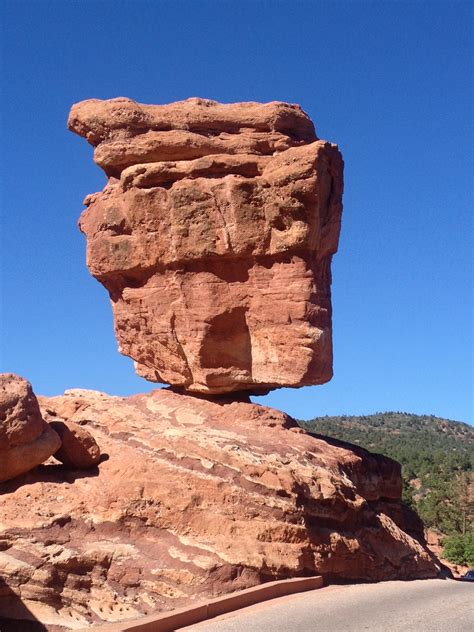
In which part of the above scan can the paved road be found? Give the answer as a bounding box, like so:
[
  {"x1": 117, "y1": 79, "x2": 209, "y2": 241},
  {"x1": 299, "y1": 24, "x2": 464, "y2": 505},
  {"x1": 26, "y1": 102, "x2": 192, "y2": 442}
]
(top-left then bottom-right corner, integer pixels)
[{"x1": 183, "y1": 579, "x2": 473, "y2": 632}]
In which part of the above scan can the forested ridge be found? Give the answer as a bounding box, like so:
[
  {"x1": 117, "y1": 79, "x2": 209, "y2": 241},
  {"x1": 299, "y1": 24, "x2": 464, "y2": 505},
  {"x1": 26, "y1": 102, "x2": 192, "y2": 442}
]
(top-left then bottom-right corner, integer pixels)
[{"x1": 298, "y1": 412, "x2": 474, "y2": 564}]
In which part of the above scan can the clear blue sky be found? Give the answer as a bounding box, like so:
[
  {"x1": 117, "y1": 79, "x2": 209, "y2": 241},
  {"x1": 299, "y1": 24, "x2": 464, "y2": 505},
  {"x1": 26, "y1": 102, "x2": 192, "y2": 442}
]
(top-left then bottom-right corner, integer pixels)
[{"x1": 1, "y1": 1, "x2": 472, "y2": 423}]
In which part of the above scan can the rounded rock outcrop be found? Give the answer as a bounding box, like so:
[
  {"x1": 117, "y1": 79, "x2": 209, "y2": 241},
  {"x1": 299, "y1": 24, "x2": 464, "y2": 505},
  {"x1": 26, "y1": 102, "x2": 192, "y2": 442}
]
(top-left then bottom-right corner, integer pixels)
[
  {"x1": 0, "y1": 373, "x2": 61, "y2": 482},
  {"x1": 49, "y1": 419, "x2": 101, "y2": 469}
]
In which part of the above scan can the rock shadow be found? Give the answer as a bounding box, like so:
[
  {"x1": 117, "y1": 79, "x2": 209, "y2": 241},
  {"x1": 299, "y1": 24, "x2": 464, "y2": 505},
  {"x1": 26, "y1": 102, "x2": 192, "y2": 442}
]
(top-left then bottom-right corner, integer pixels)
[
  {"x1": 200, "y1": 307, "x2": 252, "y2": 372},
  {"x1": 0, "y1": 583, "x2": 48, "y2": 631},
  {"x1": 0, "y1": 454, "x2": 109, "y2": 494}
]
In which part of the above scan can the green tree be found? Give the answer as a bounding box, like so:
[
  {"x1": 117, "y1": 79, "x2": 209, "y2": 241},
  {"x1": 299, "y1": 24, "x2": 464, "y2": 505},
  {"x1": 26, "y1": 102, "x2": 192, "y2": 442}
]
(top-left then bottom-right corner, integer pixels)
[
  {"x1": 442, "y1": 533, "x2": 474, "y2": 566},
  {"x1": 298, "y1": 412, "x2": 473, "y2": 537}
]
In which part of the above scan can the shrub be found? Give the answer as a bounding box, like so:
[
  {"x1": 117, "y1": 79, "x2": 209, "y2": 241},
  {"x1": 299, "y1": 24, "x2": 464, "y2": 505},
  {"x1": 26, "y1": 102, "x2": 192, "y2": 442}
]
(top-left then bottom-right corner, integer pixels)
[{"x1": 442, "y1": 533, "x2": 474, "y2": 566}]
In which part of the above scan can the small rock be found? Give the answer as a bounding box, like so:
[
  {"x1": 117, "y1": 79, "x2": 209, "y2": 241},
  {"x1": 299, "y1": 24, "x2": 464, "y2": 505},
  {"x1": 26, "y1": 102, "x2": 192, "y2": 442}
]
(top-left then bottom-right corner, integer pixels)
[{"x1": 49, "y1": 420, "x2": 100, "y2": 469}]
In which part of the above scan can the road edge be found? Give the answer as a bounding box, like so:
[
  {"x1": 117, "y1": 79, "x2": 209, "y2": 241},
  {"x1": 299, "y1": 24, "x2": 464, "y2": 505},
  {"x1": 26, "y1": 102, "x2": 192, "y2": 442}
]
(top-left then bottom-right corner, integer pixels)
[{"x1": 81, "y1": 576, "x2": 324, "y2": 631}]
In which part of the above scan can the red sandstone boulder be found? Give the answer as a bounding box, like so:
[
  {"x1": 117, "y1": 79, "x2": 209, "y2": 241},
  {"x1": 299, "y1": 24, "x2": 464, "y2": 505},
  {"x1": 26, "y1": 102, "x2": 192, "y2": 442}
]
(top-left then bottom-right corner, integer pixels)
[
  {"x1": 49, "y1": 419, "x2": 101, "y2": 469},
  {"x1": 0, "y1": 374, "x2": 61, "y2": 482},
  {"x1": 68, "y1": 97, "x2": 344, "y2": 395},
  {"x1": 0, "y1": 388, "x2": 441, "y2": 629}
]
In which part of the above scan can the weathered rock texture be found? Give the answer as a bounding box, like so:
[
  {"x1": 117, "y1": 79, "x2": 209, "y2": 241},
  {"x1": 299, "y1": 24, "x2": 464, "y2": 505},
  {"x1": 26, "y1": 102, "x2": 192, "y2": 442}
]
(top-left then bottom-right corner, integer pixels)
[
  {"x1": 49, "y1": 419, "x2": 101, "y2": 469},
  {"x1": 1, "y1": 388, "x2": 440, "y2": 629},
  {"x1": 0, "y1": 374, "x2": 61, "y2": 482},
  {"x1": 68, "y1": 98, "x2": 343, "y2": 394}
]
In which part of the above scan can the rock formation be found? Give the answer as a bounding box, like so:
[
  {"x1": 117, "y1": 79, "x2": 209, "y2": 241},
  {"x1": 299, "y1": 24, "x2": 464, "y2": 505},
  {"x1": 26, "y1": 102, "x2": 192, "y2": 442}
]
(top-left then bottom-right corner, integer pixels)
[
  {"x1": 49, "y1": 419, "x2": 101, "y2": 469},
  {"x1": 0, "y1": 374, "x2": 61, "y2": 482},
  {"x1": 68, "y1": 97, "x2": 343, "y2": 394},
  {"x1": 0, "y1": 387, "x2": 441, "y2": 629},
  {"x1": 0, "y1": 100, "x2": 442, "y2": 631},
  {"x1": 0, "y1": 374, "x2": 101, "y2": 484}
]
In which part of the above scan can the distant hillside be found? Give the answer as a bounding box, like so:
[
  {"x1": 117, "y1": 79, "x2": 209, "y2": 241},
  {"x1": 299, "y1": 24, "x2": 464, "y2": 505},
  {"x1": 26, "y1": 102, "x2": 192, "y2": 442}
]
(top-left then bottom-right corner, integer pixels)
[{"x1": 298, "y1": 412, "x2": 473, "y2": 537}]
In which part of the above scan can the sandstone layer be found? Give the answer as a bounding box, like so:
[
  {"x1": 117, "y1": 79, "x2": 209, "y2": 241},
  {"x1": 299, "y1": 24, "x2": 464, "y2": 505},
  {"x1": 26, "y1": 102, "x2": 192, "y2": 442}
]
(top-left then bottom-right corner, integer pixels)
[
  {"x1": 69, "y1": 98, "x2": 343, "y2": 394},
  {"x1": 0, "y1": 388, "x2": 440, "y2": 630},
  {"x1": 0, "y1": 374, "x2": 61, "y2": 482}
]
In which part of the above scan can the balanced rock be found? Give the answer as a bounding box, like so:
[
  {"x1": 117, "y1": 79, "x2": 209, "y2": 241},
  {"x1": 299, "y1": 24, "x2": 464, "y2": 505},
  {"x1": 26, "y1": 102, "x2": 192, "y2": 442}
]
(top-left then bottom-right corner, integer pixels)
[
  {"x1": 0, "y1": 374, "x2": 61, "y2": 483},
  {"x1": 68, "y1": 97, "x2": 344, "y2": 395},
  {"x1": 0, "y1": 388, "x2": 440, "y2": 629}
]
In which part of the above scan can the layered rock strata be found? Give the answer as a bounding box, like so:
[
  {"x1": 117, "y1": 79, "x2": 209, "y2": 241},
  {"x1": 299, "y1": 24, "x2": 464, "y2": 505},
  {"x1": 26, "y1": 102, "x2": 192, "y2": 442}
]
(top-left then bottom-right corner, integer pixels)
[
  {"x1": 0, "y1": 388, "x2": 441, "y2": 630},
  {"x1": 68, "y1": 98, "x2": 343, "y2": 394}
]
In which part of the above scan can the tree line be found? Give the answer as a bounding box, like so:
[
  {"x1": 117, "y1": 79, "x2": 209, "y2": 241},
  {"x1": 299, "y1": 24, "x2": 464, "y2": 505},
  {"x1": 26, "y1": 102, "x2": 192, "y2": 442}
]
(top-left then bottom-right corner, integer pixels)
[{"x1": 298, "y1": 412, "x2": 474, "y2": 565}]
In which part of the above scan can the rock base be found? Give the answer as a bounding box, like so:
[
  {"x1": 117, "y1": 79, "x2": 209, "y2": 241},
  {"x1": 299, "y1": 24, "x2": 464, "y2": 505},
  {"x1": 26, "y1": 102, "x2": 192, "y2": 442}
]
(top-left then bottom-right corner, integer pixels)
[{"x1": 0, "y1": 388, "x2": 441, "y2": 629}]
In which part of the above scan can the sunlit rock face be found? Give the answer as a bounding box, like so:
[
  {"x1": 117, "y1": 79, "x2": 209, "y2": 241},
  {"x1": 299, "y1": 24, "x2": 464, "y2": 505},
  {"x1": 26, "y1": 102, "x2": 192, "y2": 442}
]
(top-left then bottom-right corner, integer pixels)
[
  {"x1": 0, "y1": 389, "x2": 440, "y2": 630},
  {"x1": 68, "y1": 97, "x2": 343, "y2": 394},
  {"x1": 0, "y1": 373, "x2": 61, "y2": 482}
]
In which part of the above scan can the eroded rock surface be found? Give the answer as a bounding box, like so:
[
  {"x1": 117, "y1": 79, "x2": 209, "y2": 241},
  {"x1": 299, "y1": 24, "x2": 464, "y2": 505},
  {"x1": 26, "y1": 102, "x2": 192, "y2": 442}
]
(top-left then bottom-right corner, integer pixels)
[
  {"x1": 49, "y1": 419, "x2": 101, "y2": 469},
  {"x1": 0, "y1": 388, "x2": 440, "y2": 629},
  {"x1": 0, "y1": 373, "x2": 61, "y2": 482},
  {"x1": 68, "y1": 98, "x2": 343, "y2": 394}
]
